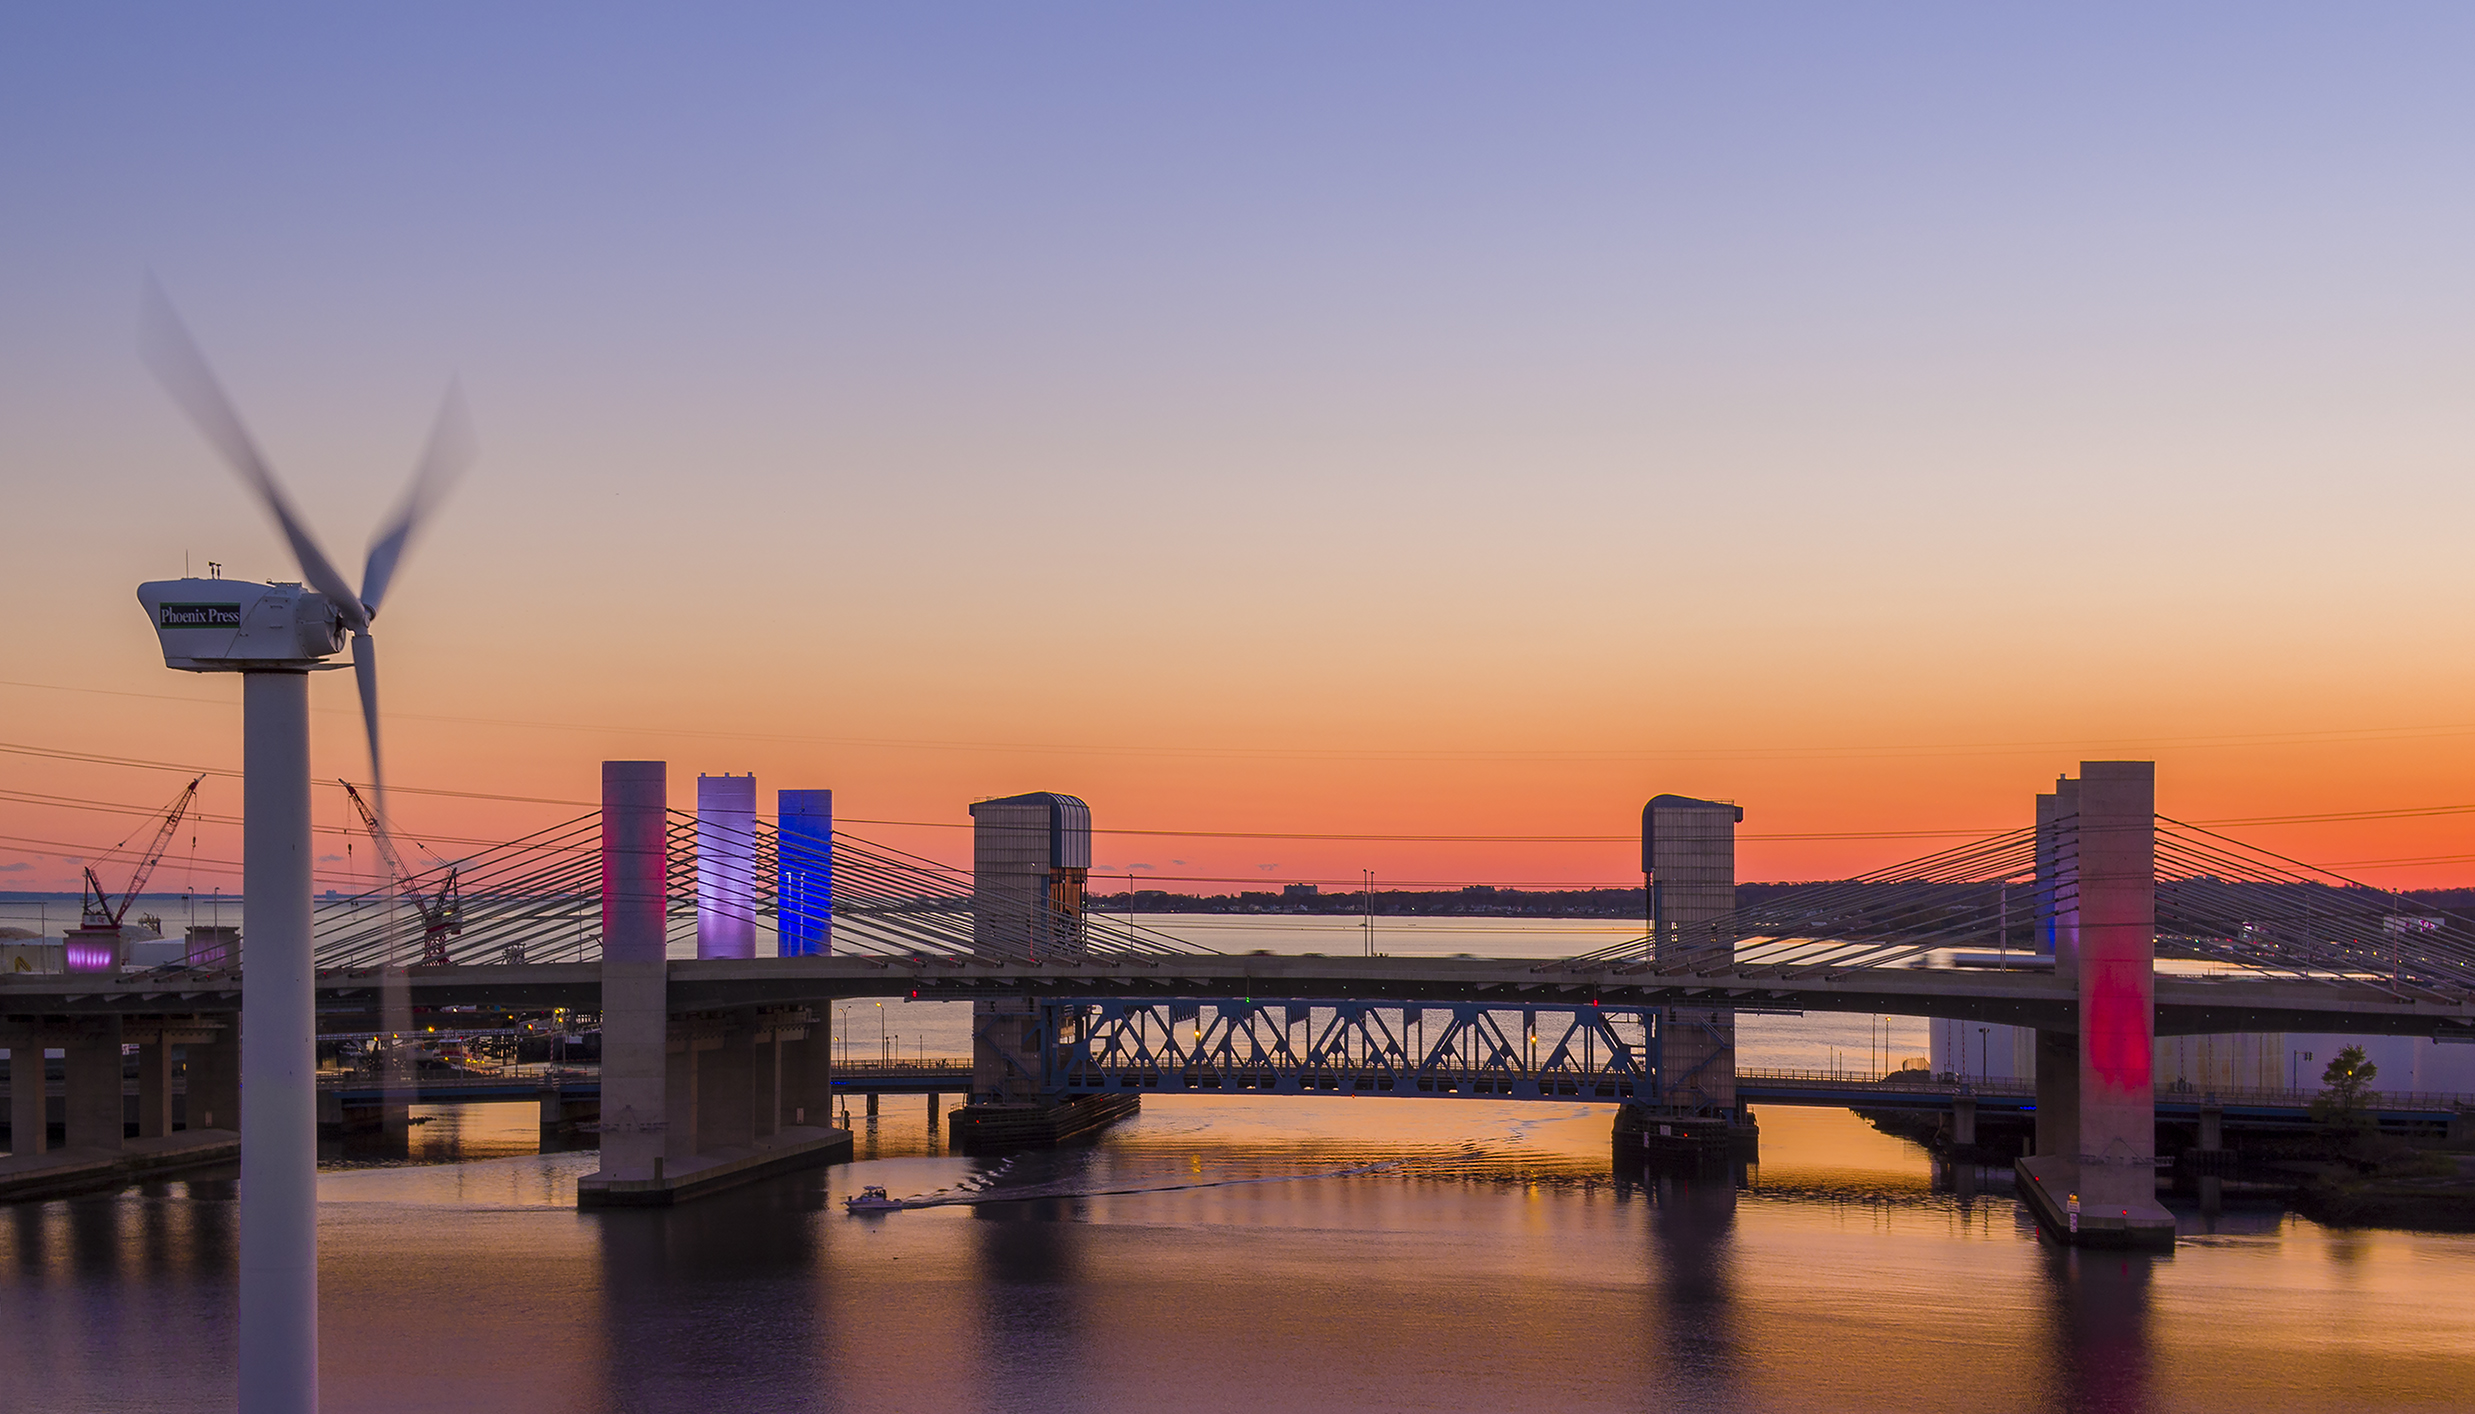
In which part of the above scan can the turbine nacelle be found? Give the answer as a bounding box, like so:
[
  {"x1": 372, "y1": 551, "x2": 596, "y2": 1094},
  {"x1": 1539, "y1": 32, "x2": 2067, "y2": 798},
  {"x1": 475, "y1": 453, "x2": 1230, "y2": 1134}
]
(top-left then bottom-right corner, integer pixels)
[
  {"x1": 137, "y1": 577, "x2": 348, "y2": 671},
  {"x1": 136, "y1": 278, "x2": 474, "y2": 840}
]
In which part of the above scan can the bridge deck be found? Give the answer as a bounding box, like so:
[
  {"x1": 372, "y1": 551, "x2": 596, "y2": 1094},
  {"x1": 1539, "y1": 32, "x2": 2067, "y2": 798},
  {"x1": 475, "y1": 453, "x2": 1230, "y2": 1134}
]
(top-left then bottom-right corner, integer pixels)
[{"x1": 8, "y1": 953, "x2": 2473, "y2": 1038}]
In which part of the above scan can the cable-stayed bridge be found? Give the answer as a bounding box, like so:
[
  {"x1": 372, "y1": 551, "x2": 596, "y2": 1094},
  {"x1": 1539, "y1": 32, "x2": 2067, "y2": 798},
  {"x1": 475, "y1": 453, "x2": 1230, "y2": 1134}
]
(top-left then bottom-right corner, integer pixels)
[
  {"x1": 11, "y1": 761, "x2": 2475, "y2": 1244},
  {"x1": 245, "y1": 798, "x2": 2475, "y2": 1041}
]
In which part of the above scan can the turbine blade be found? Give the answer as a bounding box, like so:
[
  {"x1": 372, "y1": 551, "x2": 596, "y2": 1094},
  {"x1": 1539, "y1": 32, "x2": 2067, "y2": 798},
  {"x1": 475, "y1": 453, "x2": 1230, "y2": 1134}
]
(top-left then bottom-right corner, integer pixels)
[
  {"x1": 139, "y1": 278, "x2": 368, "y2": 632},
  {"x1": 361, "y1": 380, "x2": 474, "y2": 618},
  {"x1": 352, "y1": 631, "x2": 387, "y2": 836}
]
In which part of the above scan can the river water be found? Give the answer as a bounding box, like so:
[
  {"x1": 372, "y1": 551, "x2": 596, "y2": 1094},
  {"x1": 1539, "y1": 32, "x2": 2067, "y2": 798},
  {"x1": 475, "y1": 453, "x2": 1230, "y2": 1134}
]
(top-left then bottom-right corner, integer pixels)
[
  {"x1": 6, "y1": 1094, "x2": 2474, "y2": 1412},
  {"x1": 8, "y1": 916, "x2": 2475, "y2": 1409}
]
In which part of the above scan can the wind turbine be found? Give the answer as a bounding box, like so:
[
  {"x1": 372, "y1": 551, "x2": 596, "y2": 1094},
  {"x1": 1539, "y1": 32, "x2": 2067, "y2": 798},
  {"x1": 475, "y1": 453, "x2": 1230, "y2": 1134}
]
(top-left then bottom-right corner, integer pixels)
[{"x1": 135, "y1": 280, "x2": 471, "y2": 1414}]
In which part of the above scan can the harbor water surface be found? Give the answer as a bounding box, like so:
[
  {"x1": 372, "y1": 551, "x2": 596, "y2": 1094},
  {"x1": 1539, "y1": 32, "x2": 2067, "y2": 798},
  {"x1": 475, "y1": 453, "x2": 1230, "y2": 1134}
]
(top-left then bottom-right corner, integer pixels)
[{"x1": 6, "y1": 1093, "x2": 2474, "y2": 1412}]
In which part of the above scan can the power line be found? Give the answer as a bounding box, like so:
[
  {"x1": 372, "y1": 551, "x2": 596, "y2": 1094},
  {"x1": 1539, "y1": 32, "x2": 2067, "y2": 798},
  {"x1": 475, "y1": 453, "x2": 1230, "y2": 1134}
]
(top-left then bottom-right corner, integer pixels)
[{"x1": 16, "y1": 674, "x2": 2475, "y2": 764}]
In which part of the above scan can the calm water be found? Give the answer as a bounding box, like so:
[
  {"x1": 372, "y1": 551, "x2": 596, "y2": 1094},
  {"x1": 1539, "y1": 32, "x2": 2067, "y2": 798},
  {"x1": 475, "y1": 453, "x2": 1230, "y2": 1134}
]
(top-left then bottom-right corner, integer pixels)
[{"x1": 6, "y1": 1098, "x2": 2474, "y2": 1413}]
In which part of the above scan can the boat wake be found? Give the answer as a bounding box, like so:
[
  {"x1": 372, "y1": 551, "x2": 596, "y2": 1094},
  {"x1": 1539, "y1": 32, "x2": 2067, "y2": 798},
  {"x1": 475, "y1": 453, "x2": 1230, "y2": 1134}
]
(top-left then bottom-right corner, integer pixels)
[{"x1": 885, "y1": 1158, "x2": 1403, "y2": 1210}]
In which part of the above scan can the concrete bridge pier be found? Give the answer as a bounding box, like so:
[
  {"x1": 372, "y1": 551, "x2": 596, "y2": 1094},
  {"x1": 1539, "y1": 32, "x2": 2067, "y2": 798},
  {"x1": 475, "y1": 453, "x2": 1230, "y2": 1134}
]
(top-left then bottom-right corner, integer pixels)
[
  {"x1": 134, "y1": 1029, "x2": 174, "y2": 1139},
  {"x1": 539, "y1": 1088, "x2": 599, "y2": 1138},
  {"x1": 577, "y1": 761, "x2": 849, "y2": 1209},
  {"x1": 4, "y1": 1029, "x2": 48, "y2": 1154},
  {"x1": 315, "y1": 1091, "x2": 408, "y2": 1144},
  {"x1": 2034, "y1": 1028, "x2": 2078, "y2": 1159},
  {"x1": 1, "y1": 1016, "x2": 240, "y2": 1198},
  {"x1": 62, "y1": 1016, "x2": 123, "y2": 1152},
  {"x1": 1620, "y1": 795, "x2": 1757, "y2": 1168},
  {"x1": 2016, "y1": 762, "x2": 2175, "y2": 1248},
  {"x1": 774, "y1": 1006, "x2": 830, "y2": 1129},
  {"x1": 950, "y1": 793, "x2": 1139, "y2": 1153},
  {"x1": 185, "y1": 1025, "x2": 240, "y2": 1133}
]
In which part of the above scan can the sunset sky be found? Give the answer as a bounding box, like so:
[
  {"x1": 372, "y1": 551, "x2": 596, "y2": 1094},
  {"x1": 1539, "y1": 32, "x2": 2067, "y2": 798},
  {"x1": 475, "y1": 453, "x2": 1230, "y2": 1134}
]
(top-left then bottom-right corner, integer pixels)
[{"x1": 9, "y1": 6, "x2": 2475, "y2": 898}]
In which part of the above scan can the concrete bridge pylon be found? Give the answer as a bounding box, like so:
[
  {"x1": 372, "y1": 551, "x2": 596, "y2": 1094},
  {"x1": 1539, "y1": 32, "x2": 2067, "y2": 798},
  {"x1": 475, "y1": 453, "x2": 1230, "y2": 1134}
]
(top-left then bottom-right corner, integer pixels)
[
  {"x1": 2023, "y1": 761, "x2": 2175, "y2": 1247},
  {"x1": 576, "y1": 761, "x2": 848, "y2": 1208}
]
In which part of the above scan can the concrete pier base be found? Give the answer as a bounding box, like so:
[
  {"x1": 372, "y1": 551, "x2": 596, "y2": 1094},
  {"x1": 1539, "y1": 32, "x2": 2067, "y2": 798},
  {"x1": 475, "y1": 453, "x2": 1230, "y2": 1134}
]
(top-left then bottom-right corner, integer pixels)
[
  {"x1": 1612, "y1": 1103, "x2": 1756, "y2": 1170},
  {"x1": 575, "y1": 1125, "x2": 851, "y2": 1208},
  {"x1": 0, "y1": 1129, "x2": 240, "y2": 1203},
  {"x1": 315, "y1": 1091, "x2": 410, "y2": 1139},
  {"x1": 2016, "y1": 1153, "x2": 2175, "y2": 1248},
  {"x1": 949, "y1": 1092, "x2": 1139, "y2": 1154}
]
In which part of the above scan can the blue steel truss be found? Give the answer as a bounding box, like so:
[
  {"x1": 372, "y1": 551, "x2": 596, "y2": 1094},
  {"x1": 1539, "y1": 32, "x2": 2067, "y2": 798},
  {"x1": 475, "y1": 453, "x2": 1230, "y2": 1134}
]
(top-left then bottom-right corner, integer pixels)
[{"x1": 1041, "y1": 1000, "x2": 1664, "y2": 1103}]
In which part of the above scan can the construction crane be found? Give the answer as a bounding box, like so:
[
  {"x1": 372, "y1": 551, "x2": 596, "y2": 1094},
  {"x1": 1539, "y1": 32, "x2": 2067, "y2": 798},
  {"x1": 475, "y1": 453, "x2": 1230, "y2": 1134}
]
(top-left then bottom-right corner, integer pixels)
[
  {"x1": 81, "y1": 775, "x2": 204, "y2": 930},
  {"x1": 338, "y1": 779, "x2": 463, "y2": 966}
]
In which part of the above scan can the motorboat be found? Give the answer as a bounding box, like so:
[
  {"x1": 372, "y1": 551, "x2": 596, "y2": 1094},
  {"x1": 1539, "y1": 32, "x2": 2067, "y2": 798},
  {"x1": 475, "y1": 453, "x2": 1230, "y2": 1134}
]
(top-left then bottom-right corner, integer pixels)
[{"x1": 844, "y1": 1185, "x2": 903, "y2": 1213}]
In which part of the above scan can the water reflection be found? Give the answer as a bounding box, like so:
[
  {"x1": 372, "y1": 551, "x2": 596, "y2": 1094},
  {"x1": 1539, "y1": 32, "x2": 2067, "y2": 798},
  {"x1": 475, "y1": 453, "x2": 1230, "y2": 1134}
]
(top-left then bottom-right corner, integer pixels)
[
  {"x1": 2038, "y1": 1244, "x2": 2160, "y2": 1414},
  {"x1": 967, "y1": 1192, "x2": 1092, "y2": 1412},
  {"x1": 594, "y1": 1181, "x2": 832, "y2": 1413},
  {"x1": 2, "y1": 1101, "x2": 2473, "y2": 1412},
  {"x1": 1645, "y1": 1172, "x2": 1742, "y2": 1400}
]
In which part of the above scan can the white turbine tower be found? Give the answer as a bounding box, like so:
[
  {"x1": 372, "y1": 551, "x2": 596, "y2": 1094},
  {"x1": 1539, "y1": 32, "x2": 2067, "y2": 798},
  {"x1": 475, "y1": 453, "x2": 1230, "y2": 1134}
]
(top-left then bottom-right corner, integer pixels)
[{"x1": 134, "y1": 281, "x2": 471, "y2": 1414}]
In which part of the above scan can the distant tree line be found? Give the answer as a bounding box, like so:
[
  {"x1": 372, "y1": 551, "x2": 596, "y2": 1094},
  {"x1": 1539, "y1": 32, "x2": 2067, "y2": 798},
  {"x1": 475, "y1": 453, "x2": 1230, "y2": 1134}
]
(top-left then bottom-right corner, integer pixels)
[
  {"x1": 1090, "y1": 879, "x2": 2475, "y2": 922},
  {"x1": 1093, "y1": 884, "x2": 1649, "y2": 918}
]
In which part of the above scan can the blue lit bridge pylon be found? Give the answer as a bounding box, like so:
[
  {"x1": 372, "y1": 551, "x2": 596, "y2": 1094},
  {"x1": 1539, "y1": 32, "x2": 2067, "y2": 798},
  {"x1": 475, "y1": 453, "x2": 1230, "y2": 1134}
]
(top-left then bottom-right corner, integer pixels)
[{"x1": 1041, "y1": 1000, "x2": 1664, "y2": 1102}]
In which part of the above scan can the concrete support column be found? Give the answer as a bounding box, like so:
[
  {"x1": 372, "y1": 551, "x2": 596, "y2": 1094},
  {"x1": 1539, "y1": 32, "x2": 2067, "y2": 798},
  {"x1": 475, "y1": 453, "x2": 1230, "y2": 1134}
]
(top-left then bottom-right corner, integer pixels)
[
  {"x1": 865, "y1": 1091, "x2": 879, "y2": 1117},
  {"x1": 596, "y1": 761, "x2": 670, "y2": 1181},
  {"x1": 186, "y1": 1025, "x2": 240, "y2": 1132},
  {"x1": 969, "y1": 998, "x2": 1044, "y2": 1104},
  {"x1": 6, "y1": 1031, "x2": 46, "y2": 1155},
  {"x1": 2035, "y1": 1029, "x2": 2079, "y2": 1159},
  {"x1": 697, "y1": 1017, "x2": 755, "y2": 1152},
  {"x1": 2198, "y1": 1101, "x2": 2223, "y2": 1152},
  {"x1": 665, "y1": 1032, "x2": 705, "y2": 1164},
  {"x1": 1953, "y1": 1095, "x2": 1978, "y2": 1148},
  {"x1": 2076, "y1": 762, "x2": 2158, "y2": 1218},
  {"x1": 776, "y1": 1009, "x2": 830, "y2": 1129},
  {"x1": 64, "y1": 1016, "x2": 125, "y2": 1151},
  {"x1": 928, "y1": 1092, "x2": 940, "y2": 1128},
  {"x1": 758, "y1": 1027, "x2": 780, "y2": 1140},
  {"x1": 136, "y1": 1033, "x2": 174, "y2": 1139}
]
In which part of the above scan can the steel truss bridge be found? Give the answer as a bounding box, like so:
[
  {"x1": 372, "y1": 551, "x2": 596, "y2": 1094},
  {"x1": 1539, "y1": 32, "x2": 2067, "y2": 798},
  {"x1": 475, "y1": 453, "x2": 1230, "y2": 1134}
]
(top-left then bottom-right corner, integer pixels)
[{"x1": 1047, "y1": 999, "x2": 1660, "y2": 1101}]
